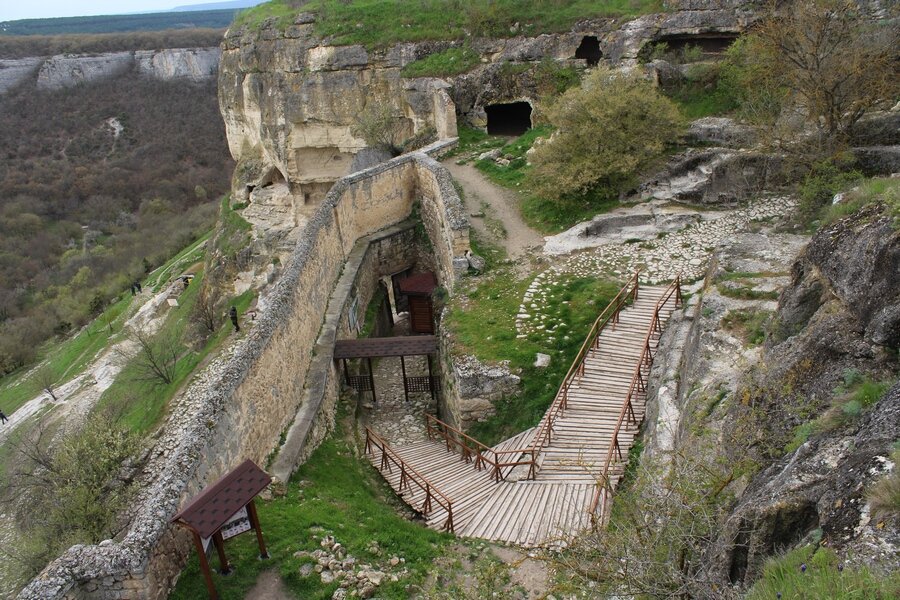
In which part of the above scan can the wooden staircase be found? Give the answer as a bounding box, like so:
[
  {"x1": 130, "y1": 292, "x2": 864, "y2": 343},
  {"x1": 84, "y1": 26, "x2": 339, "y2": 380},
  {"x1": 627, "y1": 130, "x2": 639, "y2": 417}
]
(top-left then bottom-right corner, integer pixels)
[{"x1": 365, "y1": 276, "x2": 680, "y2": 546}]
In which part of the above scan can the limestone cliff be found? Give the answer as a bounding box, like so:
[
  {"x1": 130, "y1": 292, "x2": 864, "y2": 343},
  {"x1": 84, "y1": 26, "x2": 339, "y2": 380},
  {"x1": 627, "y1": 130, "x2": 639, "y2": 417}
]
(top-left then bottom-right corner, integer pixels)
[
  {"x1": 217, "y1": 5, "x2": 755, "y2": 215},
  {"x1": 645, "y1": 199, "x2": 899, "y2": 590},
  {"x1": 9, "y1": 47, "x2": 222, "y2": 92}
]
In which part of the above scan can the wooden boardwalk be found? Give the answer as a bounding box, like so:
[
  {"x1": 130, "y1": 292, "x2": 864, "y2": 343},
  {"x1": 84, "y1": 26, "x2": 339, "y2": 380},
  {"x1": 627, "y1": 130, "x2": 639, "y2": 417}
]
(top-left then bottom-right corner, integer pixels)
[{"x1": 366, "y1": 281, "x2": 678, "y2": 546}]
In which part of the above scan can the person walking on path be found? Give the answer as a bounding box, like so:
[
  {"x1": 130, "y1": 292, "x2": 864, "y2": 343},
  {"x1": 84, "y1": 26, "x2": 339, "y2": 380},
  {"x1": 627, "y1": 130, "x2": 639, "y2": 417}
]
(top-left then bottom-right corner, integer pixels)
[
  {"x1": 230, "y1": 306, "x2": 240, "y2": 332},
  {"x1": 135, "y1": 281, "x2": 142, "y2": 294},
  {"x1": 0, "y1": 410, "x2": 8, "y2": 424}
]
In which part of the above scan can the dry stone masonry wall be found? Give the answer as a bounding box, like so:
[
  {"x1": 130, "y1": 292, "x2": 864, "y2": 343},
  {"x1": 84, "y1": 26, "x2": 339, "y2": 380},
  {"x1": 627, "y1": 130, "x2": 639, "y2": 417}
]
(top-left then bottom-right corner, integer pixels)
[{"x1": 18, "y1": 141, "x2": 468, "y2": 600}]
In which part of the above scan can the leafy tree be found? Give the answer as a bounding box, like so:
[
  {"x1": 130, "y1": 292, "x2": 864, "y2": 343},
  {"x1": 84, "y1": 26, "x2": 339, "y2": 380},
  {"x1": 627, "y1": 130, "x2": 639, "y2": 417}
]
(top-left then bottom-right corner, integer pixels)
[
  {"x1": 721, "y1": 0, "x2": 898, "y2": 156},
  {"x1": 351, "y1": 102, "x2": 405, "y2": 157},
  {"x1": 526, "y1": 67, "x2": 683, "y2": 202}
]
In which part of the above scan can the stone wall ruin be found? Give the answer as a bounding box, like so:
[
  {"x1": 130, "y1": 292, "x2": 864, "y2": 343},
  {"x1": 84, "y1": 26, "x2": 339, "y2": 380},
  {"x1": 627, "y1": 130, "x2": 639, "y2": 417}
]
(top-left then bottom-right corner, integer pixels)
[{"x1": 18, "y1": 140, "x2": 468, "y2": 600}]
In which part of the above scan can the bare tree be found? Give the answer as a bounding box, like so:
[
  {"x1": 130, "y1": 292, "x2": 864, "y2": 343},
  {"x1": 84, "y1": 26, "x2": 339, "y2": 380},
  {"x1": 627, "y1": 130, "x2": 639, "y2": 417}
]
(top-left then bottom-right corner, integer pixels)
[
  {"x1": 123, "y1": 327, "x2": 180, "y2": 386},
  {"x1": 35, "y1": 364, "x2": 59, "y2": 401},
  {"x1": 351, "y1": 102, "x2": 405, "y2": 157},
  {"x1": 554, "y1": 450, "x2": 739, "y2": 599},
  {"x1": 191, "y1": 285, "x2": 220, "y2": 335},
  {"x1": 728, "y1": 0, "x2": 899, "y2": 157}
]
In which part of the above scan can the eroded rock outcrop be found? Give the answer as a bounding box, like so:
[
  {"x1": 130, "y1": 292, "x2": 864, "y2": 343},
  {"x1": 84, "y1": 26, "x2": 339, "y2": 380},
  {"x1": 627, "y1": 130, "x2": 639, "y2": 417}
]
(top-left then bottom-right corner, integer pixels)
[{"x1": 33, "y1": 47, "x2": 221, "y2": 91}]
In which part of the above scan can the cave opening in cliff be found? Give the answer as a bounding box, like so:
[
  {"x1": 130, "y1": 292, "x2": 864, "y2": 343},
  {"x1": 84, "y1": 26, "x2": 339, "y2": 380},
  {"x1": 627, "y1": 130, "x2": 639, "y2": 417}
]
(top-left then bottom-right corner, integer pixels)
[
  {"x1": 575, "y1": 36, "x2": 602, "y2": 66},
  {"x1": 643, "y1": 33, "x2": 740, "y2": 61},
  {"x1": 485, "y1": 102, "x2": 532, "y2": 136}
]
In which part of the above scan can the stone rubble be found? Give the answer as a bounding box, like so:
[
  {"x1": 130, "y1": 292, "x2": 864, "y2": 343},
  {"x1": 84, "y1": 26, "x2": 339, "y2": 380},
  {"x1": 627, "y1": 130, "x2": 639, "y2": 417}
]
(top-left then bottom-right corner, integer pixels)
[
  {"x1": 518, "y1": 197, "x2": 796, "y2": 340},
  {"x1": 293, "y1": 533, "x2": 407, "y2": 600}
]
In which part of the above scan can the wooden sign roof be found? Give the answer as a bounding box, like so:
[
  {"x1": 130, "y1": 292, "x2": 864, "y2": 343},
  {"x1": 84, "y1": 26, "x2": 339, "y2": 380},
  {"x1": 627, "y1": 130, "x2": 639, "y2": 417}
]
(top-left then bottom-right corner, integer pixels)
[{"x1": 172, "y1": 459, "x2": 271, "y2": 539}]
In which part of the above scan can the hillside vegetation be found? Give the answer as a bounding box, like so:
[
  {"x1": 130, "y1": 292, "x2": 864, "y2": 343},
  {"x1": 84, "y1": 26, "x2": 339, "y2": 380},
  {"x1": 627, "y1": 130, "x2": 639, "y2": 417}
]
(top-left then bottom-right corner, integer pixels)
[
  {"x1": 235, "y1": 0, "x2": 663, "y2": 45},
  {"x1": 0, "y1": 71, "x2": 233, "y2": 374},
  {"x1": 0, "y1": 10, "x2": 237, "y2": 36},
  {"x1": 0, "y1": 29, "x2": 225, "y2": 59}
]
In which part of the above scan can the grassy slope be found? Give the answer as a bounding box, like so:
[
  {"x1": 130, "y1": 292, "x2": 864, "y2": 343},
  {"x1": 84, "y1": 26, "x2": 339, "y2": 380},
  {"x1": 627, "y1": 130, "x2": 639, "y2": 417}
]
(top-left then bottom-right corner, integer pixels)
[
  {"x1": 236, "y1": 0, "x2": 663, "y2": 45},
  {"x1": 95, "y1": 269, "x2": 255, "y2": 434},
  {"x1": 447, "y1": 258, "x2": 621, "y2": 444}
]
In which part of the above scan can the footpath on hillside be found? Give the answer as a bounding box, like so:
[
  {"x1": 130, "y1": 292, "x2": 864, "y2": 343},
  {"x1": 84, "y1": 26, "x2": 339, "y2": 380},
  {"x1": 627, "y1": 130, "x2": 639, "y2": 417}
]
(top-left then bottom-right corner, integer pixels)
[{"x1": 443, "y1": 160, "x2": 545, "y2": 262}]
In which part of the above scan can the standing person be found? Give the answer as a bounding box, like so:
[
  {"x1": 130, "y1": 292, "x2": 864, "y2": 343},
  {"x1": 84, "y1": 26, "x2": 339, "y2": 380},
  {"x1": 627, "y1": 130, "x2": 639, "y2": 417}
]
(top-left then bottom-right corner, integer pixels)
[
  {"x1": 135, "y1": 281, "x2": 142, "y2": 294},
  {"x1": 230, "y1": 306, "x2": 240, "y2": 332},
  {"x1": 0, "y1": 410, "x2": 8, "y2": 424},
  {"x1": 130, "y1": 283, "x2": 136, "y2": 297}
]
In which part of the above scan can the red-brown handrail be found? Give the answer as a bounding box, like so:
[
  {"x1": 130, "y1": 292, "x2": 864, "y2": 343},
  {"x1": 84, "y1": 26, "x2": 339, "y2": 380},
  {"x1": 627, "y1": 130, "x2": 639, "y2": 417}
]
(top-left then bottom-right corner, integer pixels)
[
  {"x1": 588, "y1": 274, "x2": 682, "y2": 524},
  {"x1": 523, "y1": 271, "x2": 641, "y2": 475},
  {"x1": 420, "y1": 272, "x2": 645, "y2": 486},
  {"x1": 425, "y1": 414, "x2": 538, "y2": 481},
  {"x1": 365, "y1": 427, "x2": 455, "y2": 532}
]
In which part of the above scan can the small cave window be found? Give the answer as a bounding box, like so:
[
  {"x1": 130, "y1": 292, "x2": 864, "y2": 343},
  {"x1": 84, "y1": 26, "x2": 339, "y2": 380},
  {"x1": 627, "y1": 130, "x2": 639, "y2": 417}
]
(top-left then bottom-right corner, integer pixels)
[
  {"x1": 575, "y1": 36, "x2": 602, "y2": 66},
  {"x1": 485, "y1": 102, "x2": 532, "y2": 136}
]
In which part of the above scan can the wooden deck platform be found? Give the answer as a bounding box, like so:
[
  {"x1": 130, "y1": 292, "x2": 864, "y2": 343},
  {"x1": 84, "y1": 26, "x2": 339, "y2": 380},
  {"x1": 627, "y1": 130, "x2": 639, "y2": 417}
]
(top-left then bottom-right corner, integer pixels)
[{"x1": 366, "y1": 284, "x2": 677, "y2": 546}]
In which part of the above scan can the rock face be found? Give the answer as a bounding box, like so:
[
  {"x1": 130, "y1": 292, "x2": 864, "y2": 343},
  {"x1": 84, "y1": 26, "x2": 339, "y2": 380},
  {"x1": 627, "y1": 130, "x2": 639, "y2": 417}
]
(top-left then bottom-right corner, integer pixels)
[
  {"x1": 0, "y1": 58, "x2": 43, "y2": 94},
  {"x1": 710, "y1": 384, "x2": 899, "y2": 585},
  {"x1": 37, "y1": 52, "x2": 134, "y2": 90},
  {"x1": 444, "y1": 354, "x2": 521, "y2": 428},
  {"x1": 788, "y1": 201, "x2": 900, "y2": 347},
  {"x1": 218, "y1": 6, "x2": 755, "y2": 210},
  {"x1": 219, "y1": 20, "x2": 458, "y2": 210},
  {"x1": 32, "y1": 47, "x2": 221, "y2": 91},
  {"x1": 135, "y1": 47, "x2": 219, "y2": 81}
]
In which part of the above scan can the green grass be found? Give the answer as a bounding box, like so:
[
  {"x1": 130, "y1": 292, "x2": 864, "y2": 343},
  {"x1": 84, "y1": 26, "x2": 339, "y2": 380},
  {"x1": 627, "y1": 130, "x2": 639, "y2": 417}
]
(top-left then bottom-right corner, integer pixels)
[
  {"x1": 0, "y1": 295, "x2": 132, "y2": 415},
  {"x1": 746, "y1": 545, "x2": 900, "y2": 600},
  {"x1": 401, "y1": 46, "x2": 481, "y2": 78},
  {"x1": 715, "y1": 272, "x2": 780, "y2": 301},
  {"x1": 169, "y1": 420, "x2": 452, "y2": 600},
  {"x1": 144, "y1": 231, "x2": 212, "y2": 292},
  {"x1": 446, "y1": 125, "x2": 506, "y2": 159},
  {"x1": 818, "y1": 177, "x2": 900, "y2": 229},
  {"x1": 94, "y1": 271, "x2": 256, "y2": 434},
  {"x1": 720, "y1": 308, "x2": 771, "y2": 347},
  {"x1": 469, "y1": 126, "x2": 619, "y2": 233},
  {"x1": 663, "y1": 63, "x2": 738, "y2": 120},
  {"x1": 236, "y1": 0, "x2": 664, "y2": 47},
  {"x1": 785, "y1": 374, "x2": 894, "y2": 453},
  {"x1": 446, "y1": 270, "x2": 620, "y2": 444}
]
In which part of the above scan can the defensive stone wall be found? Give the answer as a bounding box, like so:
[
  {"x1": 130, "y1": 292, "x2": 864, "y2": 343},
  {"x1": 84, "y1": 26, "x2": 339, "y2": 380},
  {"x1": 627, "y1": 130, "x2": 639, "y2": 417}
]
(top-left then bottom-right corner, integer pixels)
[{"x1": 18, "y1": 140, "x2": 467, "y2": 600}]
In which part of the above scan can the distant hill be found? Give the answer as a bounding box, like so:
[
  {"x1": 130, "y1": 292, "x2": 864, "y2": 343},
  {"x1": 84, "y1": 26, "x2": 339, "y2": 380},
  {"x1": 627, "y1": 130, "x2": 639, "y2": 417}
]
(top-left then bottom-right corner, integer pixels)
[
  {"x1": 0, "y1": 9, "x2": 238, "y2": 36},
  {"x1": 170, "y1": 0, "x2": 266, "y2": 11}
]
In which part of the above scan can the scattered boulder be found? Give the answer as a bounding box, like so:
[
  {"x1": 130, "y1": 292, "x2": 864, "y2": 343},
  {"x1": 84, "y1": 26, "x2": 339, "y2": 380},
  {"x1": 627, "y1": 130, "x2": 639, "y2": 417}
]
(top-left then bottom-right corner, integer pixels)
[
  {"x1": 534, "y1": 353, "x2": 552, "y2": 368},
  {"x1": 686, "y1": 117, "x2": 757, "y2": 148}
]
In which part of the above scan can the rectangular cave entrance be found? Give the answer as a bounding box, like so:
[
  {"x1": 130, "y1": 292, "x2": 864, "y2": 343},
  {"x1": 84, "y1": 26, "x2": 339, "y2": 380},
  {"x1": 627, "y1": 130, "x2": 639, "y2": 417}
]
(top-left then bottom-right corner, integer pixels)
[{"x1": 486, "y1": 101, "x2": 532, "y2": 136}]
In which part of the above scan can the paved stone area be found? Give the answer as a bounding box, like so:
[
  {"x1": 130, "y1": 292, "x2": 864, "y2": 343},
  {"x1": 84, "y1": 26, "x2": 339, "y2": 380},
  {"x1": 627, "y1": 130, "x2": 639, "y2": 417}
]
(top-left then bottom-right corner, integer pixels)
[
  {"x1": 361, "y1": 317, "x2": 437, "y2": 447},
  {"x1": 517, "y1": 197, "x2": 796, "y2": 339}
]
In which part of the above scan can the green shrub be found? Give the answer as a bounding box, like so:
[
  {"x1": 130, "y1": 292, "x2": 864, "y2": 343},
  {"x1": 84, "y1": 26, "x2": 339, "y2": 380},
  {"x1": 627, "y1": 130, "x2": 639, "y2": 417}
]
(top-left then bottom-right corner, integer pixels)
[
  {"x1": 526, "y1": 67, "x2": 682, "y2": 202},
  {"x1": 798, "y1": 157, "x2": 863, "y2": 225}
]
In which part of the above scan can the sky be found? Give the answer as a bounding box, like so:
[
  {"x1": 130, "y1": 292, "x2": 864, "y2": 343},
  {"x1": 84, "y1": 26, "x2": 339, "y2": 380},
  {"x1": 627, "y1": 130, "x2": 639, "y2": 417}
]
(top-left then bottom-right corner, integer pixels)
[{"x1": 0, "y1": 1, "x2": 197, "y2": 22}]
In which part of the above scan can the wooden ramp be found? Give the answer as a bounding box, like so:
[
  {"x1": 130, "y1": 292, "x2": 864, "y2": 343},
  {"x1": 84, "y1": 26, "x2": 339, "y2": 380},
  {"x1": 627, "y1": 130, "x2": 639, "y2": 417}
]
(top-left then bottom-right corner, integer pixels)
[{"x1": 366, "y1": 279, "x2": 679, "y2": 546}]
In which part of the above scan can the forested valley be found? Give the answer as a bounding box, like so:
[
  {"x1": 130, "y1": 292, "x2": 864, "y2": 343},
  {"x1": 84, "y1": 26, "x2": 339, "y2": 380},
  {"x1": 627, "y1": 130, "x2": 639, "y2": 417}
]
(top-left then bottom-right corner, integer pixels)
[{"x1": 0, "y1": 66, "x2": 233, "y2": 373}]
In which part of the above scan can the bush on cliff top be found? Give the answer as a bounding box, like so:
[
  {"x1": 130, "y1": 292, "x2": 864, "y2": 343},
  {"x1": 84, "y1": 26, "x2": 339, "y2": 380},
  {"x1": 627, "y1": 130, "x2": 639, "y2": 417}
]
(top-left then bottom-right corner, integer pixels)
[{"x1": 235, "y1": 0, "x2": 663, "y2": 45}]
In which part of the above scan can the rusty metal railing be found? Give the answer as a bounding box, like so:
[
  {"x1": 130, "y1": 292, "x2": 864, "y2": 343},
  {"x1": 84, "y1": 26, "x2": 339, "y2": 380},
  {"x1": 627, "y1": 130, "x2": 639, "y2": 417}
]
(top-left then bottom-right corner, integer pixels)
[
  {"x1": 365, "y1": 427, "x2": 454, "y2": 532},
  {"x1": 588, "y1": 274, "x2": 682, "y2": 524}
]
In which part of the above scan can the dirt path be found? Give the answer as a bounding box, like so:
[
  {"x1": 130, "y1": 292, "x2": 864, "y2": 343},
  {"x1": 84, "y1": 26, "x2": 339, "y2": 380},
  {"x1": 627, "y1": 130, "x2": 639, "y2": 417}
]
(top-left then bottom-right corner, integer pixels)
[{"x1": 443, "y1": 161, "x2": 544, "y2": 260}]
